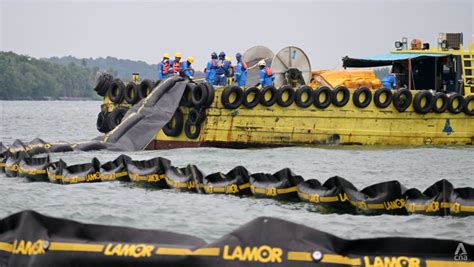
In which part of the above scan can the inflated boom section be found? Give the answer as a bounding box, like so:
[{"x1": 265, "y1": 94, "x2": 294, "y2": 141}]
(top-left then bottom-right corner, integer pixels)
[
  {"x1": 1, "y1": 145, "x2": 473, "y2": 217},
  {"x1": 0, "y1": 211, "x2": 472, "y2": 267}
]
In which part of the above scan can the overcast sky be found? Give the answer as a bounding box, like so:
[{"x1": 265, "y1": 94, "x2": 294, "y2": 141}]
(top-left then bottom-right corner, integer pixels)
[{"x1": 1, "y1": 0, "x2": 473, "y2": 70}]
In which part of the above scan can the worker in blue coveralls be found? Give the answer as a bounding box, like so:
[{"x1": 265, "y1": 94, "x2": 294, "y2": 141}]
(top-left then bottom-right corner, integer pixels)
[
  {"x1": 235, "y1": 52, "x2": 248, "y2": 87},
  {"x1": 214, "y1": 51, "x2": 230, "y2": 86},
  {"x1": 381, "y1": 74, "x2": 397, "y2": 89},
  {"x1": 179, "y1": 56, "x2": 195, "y2": 79},
  {"x1": 204, "y1": 52, "x2": 218, "y2": 84},
  {"x1": 157, "y1": 53, "x2": 171, "y2": 80},
  {"x1": 258, "y1": 60, "x2": 274, "y2": 87}
]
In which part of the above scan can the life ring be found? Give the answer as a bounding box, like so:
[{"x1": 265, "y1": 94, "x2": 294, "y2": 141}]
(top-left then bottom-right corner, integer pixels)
[
  {"x1": 352, "y1": 87, "x2": 372, "y2": 108},
  {"x1": 191, "y1": 83, "x2": 209, "y2": 107},
  {"x1": 295, "y1": 85, "x2": 314, "y2": 108},
  {"x1": 107, "y1": 107, "x2": 129, "y2": 130},
  {"x1": 243, "y1": 87, "x2": 260, "y2": 109},
  {"x1": 413, "y1": 90, "x2": 434, "y2": 114},
  {"x1": 447, "y1": 93, "x2": 465, "y2": 114},
  {"x1": 108, "y1": 79, "x2": 125, "y2": 104},
  {"x1": 313, "y1": 86, "x2": 331, "y2": 109},
  {"x1": 163, "y1": 108, "x2": 184, "y2": 137},
  {"x1": 221, "y1": 86, "x2": 243, "y2": 109},
  {"x1": 96, "y1": 111, "x2": 109, "y2": 133},
  {"x1": 259, "y1": 85, "x2": 278, "y2": 107},
  {"x1": 138, "y1": 79, "x2": 155, "y2": 100},
  {"x1": 374, "y1": 88, "x2": 393, "y2": 108},
  {"x1": 464, "y1": 95, "x2": 474, "y2": 116},
  {"x1": 124, "y1": 83, "x2": 139, "y2": 105},
  {"x1": 432, "y1": 93, "x2": 448, "y2": 113},
  {"x1": 276, "y1": 85, "x2": 295, "y2": 107},
  {"x1": 393, "y1": 88, "x2": 412, "y2": 112},
  {"x1": 180, "y1": 83, "x2": 195, "y2": 107},
  {"x1": 184, "y1": 120, "x2": 201, "y2": 139},
  {"x1": 331, "y1": 86, "x2": 350, "y2": 107}
]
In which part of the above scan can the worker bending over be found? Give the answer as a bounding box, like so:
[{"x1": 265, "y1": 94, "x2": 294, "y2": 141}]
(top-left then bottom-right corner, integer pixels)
[
  {"x1": 235, "y1": 52, "x2": 248, "y2": 87},
  {"x1": 205, "y1": 52, "x2": 218, "y2": 84},
  {"x1": 214, "y1": 51, "x2": 230, "y2": 86},
  {"x1": 180, "y1": 56, "x2": 195, "y2": 79},
  {"x1": 157, "y1": 53, "x2": 171, "y2": 80},
  {"x1": 381, "y1": 74, "x2": 397, "y2": 89},
  {"x1": 259, "y1": 60, "x2": 274, "y2": 87}
]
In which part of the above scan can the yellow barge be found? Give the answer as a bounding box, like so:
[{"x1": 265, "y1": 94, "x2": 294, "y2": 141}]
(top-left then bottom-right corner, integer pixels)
[{"x1": 98, "y1": 33, "x2": 474, "y2": 148}]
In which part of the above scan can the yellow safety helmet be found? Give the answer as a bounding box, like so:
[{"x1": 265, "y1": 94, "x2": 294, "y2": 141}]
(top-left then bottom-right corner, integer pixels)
[
  {"x1": 175, "y1": 52, "x2": 182, "y2": 58},
  {"x1": 186, "y1": 56, "x2": 194, "y2": 64},
  {"x1": 163, "y1": 53, "x2": 170, "y2": 59}
]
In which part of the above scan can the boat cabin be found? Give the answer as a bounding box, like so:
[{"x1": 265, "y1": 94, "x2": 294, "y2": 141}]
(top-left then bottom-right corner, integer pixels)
[{"x1": 342, "y1": 33, "x2": 473, "y2": 96}]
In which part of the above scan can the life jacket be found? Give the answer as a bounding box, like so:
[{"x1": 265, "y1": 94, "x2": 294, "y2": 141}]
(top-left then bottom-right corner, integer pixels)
[
  {"x1": 162, "y1": 61, "x2": 169, "y2": 74},
  {"x1": 172, "y1": 61, "x2": 181, "y2": 73},
  {"x1": 265, "y1": 67, "x2": 272, "y2": 77}
]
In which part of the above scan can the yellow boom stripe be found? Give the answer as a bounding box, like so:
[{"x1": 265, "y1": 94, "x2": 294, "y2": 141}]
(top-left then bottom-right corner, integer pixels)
[
  {"x1": 0, "y1": 242, "x2": 13, "y2": 253},
  {"x1": 49, "y1": 242, "x2": 104, "y2": 252}
]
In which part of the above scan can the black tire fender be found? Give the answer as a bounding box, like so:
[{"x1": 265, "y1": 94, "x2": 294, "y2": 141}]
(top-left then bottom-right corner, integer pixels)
[
  {"x1": 447, "y1": 93, "x2": 465, "y2": 114},
  {"x1": 124, "y1": 82, "x2": 139, "y2": 105},
  {"x1": 221, "y1": 86, "x2": 244, "y2": 109},
  {"x1": 432, "y1": 92, "x2": 448, "y2": 113},
  {"x1": 180, "y1": 83, "x2": 195, "y2": 107},
  {"x1": 108, "y1": 79, "x2": 125, "y2": 104},
  {"x1": 243, "y1": 87, "x2": 260, "y2": 109},
  {"x1": 276, "y1": 85, "x2": 295, "y2": 107},
  {"x1": 259, "y1": 85, "x2": 278, "y2": 107},
  {"x1": 204, "y1": 83, "x2": 215, "y2": 107},
  {"x1": 107, "y1": 107, "x2": 129, "y2": 130},
  {"x1": 331, "y1": 86, "x2": 350, "y2": 107},
  {"x1": 463, "y1": 95, "x2": 474, "y2": 116},
  {"x1": 96, "y1": 111, "x2": 110, "y2": 133},
  {"x1": 184, "y1": 120, "x2": 201, "y2": 139},
  {"x1": 138, "y1": 79, "x2": 155, "y2": 100},
  {"x1": 374, "y1": 87, "x2": 393, "y2": 108},
  {"x1": 191, "y1": 83, "x2": 209, "y2": 107},
  {"x1": 353, "y1": 87, "x2": 372, "y2": 108},
  {"x1": 413, "y1": 90, "x2": 434, "y2": 114},
  {"x1": 94, "y1": 73, "x2": 114, "y2": 96},
  {"x1": 393, "y1": 88, "x2": 412, "y2": 112},
  {"x1": 295, "y1": 85, "x2": 314, "y2": 108},
  {"x1": 313, "y1": 86, "x2": 332, "y2": 109},
  {"x1": 163, "y1": 108, "x2": 184, "y2": 137}
]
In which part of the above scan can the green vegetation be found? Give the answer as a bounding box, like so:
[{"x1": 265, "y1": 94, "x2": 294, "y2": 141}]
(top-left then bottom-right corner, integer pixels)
[
  {"x1": 45, "y1": 56, "x2": 157, "y2": 80},
  {"x1": 0, "y1": 51, "x2": 99, "y2": 100}
]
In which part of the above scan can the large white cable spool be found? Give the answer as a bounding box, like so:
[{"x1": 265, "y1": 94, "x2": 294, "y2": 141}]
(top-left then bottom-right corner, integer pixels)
[
  {"x1": 271, "y1": 46, "x2": 312, "y2": 88},
  {"x1": 242, "y1": 46, "x2": 274, "y2": 86}
]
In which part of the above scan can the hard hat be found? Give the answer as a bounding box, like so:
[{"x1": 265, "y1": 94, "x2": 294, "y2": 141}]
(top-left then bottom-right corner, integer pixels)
[
  {"x1": 236, "y1": 52, "x2": 242, "y2": 59},
  {"x1": 187, "y1": 56, "x2": 194, "y2": 64},
  {"x1": 225, "y1": 56, "x2": 231, "y2": 62},
  {"x1": 163, "y1": 53, "x2": 170, "y2": 59},
  {"x1": 219, "y1": 51, "x2": 226, "y2": 57},
  {"x1": 258, "y1": 60, "x2": 266, "y2": 67},
  {"x1": 211, "y1": 52, "x2": 217, "y2": 59},
  {"x1": 175, "y1": 52, "x2": 182, "y2": 58}
]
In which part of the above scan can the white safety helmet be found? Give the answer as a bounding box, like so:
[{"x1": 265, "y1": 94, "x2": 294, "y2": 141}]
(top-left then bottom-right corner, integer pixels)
[{"x1": 258, "y1": 60, "x2": 266, "y2": 67}]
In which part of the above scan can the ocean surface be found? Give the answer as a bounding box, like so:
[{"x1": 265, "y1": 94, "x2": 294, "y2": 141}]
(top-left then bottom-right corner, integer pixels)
[{"x1": 0, "y1": 101, "x2": 473, "y2": 243}]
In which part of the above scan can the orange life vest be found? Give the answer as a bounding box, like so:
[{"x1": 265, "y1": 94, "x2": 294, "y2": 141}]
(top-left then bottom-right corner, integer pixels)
[{"x1": 265, "y1": 67, "x2": 272, "y2": 76}]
